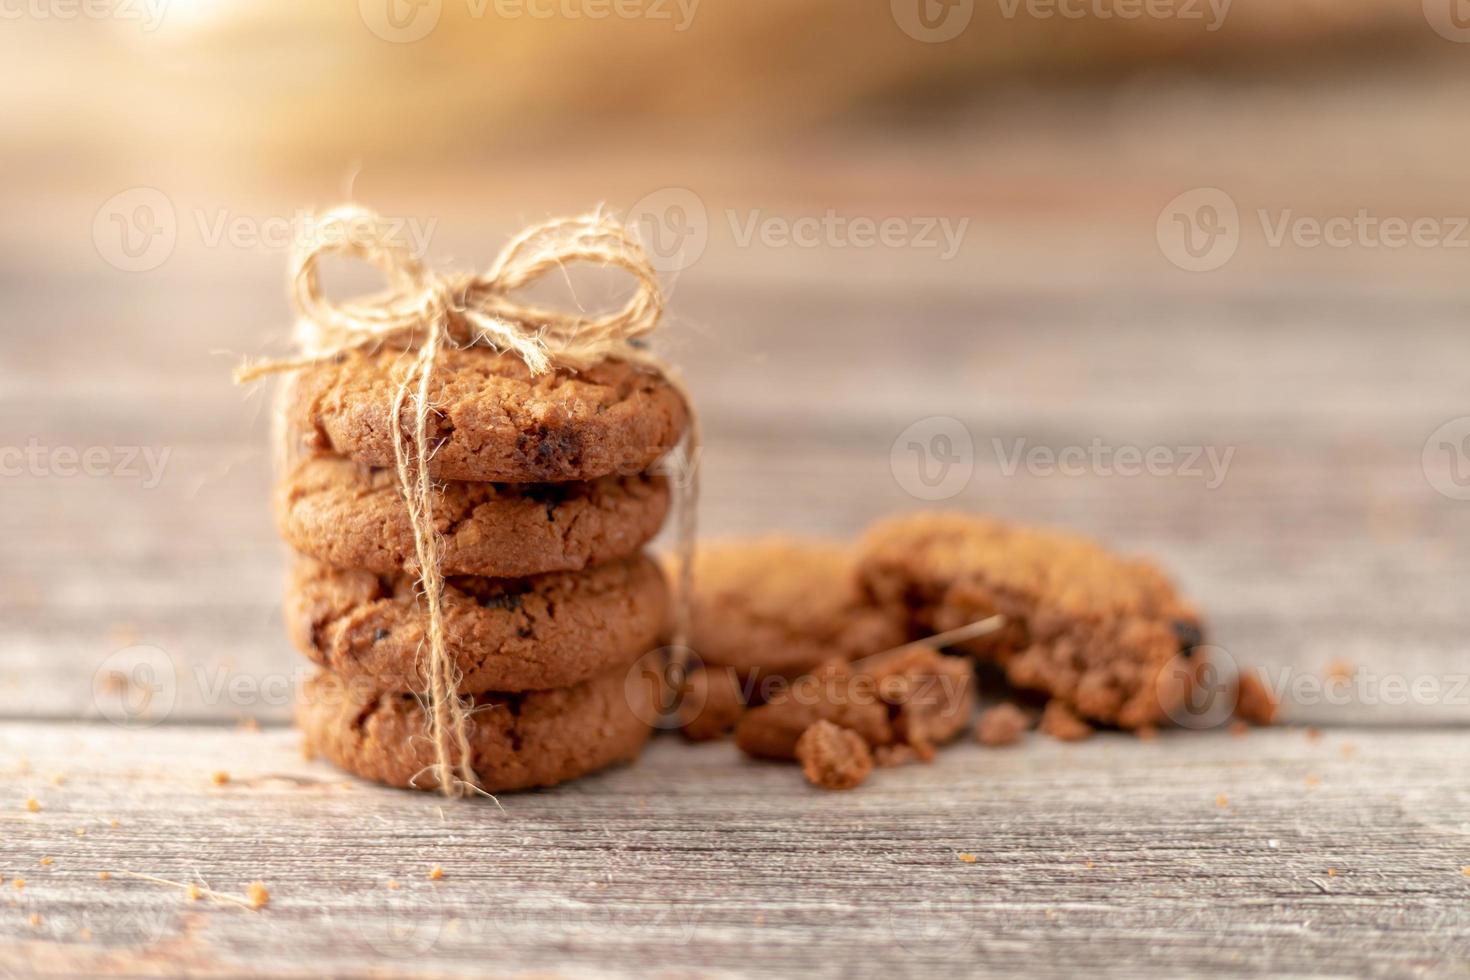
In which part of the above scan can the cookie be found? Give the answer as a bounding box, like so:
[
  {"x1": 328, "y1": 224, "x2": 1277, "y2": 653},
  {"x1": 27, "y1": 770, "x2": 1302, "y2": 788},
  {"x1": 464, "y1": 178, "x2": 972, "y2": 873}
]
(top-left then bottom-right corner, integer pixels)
[
  {"x1": 686, "y1": 538, "x2": 906, "y2": 681},
  {"x1": 286, "y1": 554, "x2": 668, "y2": 694},
  {"x1": 278, "y1": 454, "x2": 670, "y2": 578},
  {"x1": 298, "y1": 665, "x2": 654, "y2": 792},
  {"x1": 857, "y1": 512, "x2": 1204, "y2": 730},
  {"x1": 734, "y1": 646, "x2": 975, "y2": 761},
  {"x1": 286, "y1": 348, "x2": 688, "y2": 482}
]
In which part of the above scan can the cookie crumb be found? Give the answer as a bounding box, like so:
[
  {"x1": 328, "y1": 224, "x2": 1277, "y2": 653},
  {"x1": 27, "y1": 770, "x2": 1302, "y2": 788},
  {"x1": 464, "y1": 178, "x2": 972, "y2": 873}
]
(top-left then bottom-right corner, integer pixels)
[
  {"x1": 795, "y1": 720, "x2": 873, "y2": 791},
  {"x1": 976, "y1": 703, "x2": 1030, "y2": 747},
  {"x1": 957, "y1": 853, "x2": 977, "y2": 864},
  {"x1": 1040, "y1": 700, "x2": 1093, "y2": 742},
  {"x1": 50, "y1": 774, "x2": 65, "y2": 787},
  {"x1": 1234, "y1": 671, "x2": 1278, "y2": 726},
  {"x1": 1326, "y1": 868, "x2": 1337, "y2": 877},
  {"x1": 1304, "y1": 727, "x2": 1322, "y2": 741},
  {"x1": 1215, "y1": 793, "x2": 1229, "y2": 808},
  {"x1": 1084, "y1": 861, "x2": 1095, "y2": 869},
  {"x1": 246, "y1": 881, "x2": 270, "y2": 909},
  {"x1": 13, "y1": 879, "x2": 26, "y2": 890},
  {"x1": 1134, "y1": 724, "x2": 1158, "y2": 741},
  {"x1": 1325, "y1": 660, "x2": 1355, "y2": 682},
  {"x1": 185, "y1": 883, "x2": 202, "y2": 902},
  {"x1": 24, "y1": 798, "x2": 40, "y2": 813},
  {"x1": 1461, "y1": 866, "x2": 1470, "y2": 877},
  {"x1": 1304, "y1": 774, "x2": 1321, "y2": 788},
  {"x1": 74, "y1": 827, "x2": 86, "y2": 837},
  {"x1": 109, "y1": 819, "x2": 120, "y2": 828},
  {"x1": 29, "y1": 913, "x2": 40, "y2": 928},
  {"x1": 98, "y1": 872, "x2": 111, "y2": 881},
  {"x1": 428, "y1": 865, "x2": 444, "y2": 881},
  {"x1": 212, "y1": 771, "x2": 231, "y2": 786},
  {"x1": 39, "y1": 857, "x2": 53, "y2": 867},
  {"x1": 78, "y1": 927, "x2": 92, "y2": 941},
  {"x1": 239, "y1": 717, "x2": 261, "y2": 733},
  {"x1": 386, "y1": 879, "x2": 400, "y2": 890},
  {"x1": 1229, "y1": 720, "x2": 1249, "y2": 737},
  {"x1": 1340, "y1": 743, "x2": 1357, "y2": 759}
]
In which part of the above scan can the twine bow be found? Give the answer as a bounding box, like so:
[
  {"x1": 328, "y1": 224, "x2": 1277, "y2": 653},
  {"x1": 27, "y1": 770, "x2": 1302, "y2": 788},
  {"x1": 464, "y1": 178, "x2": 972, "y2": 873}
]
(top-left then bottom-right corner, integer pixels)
[{"x1": 237, "y1": 205, "x2": 697, "y2": 797}]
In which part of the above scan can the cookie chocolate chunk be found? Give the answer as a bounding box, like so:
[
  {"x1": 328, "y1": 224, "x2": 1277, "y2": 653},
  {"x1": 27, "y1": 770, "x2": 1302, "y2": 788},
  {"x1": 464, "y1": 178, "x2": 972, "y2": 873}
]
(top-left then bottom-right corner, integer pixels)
[
  {"x1": 279, "y1": 455, "x2": 670, "y2": 578},
  {"x1": 287, "y1": 348, "x2": 688, "y2": 482},
  {"x1": 298, "y1": 665, "x2": 654, "y2": 792},
  {"x1": 687, "y1": 538, "x2": 906, "y2": 681},
  {"x1": 286, "y1": 554, "x2": 667, "y2": 694},
  {"x1": 858, "y1": 512, "x2": 1203, "y2": 730}
]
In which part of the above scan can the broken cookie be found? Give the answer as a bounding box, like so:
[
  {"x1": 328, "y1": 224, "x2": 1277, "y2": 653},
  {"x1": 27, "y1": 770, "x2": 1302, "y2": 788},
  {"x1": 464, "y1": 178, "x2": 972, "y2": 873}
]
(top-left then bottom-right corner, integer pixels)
[
  {"x1": 858, "y1": 512, "x2": 1206, "y2": 730},
  {"x1": 734, "y1": 645, "x2": 974, "y2": 762}
]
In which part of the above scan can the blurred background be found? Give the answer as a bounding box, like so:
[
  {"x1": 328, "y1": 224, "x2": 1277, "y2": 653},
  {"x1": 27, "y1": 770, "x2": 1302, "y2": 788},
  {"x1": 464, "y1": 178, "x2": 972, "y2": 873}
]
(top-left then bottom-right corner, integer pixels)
[{"x1": 3, "y1": 1, "x2": 1468, "y2": 727}]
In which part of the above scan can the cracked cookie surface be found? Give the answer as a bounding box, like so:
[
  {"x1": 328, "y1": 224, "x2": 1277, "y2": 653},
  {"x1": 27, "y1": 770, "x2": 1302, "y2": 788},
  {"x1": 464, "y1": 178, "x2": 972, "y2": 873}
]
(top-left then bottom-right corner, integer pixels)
[
  {"x1": 857, "y1": 512, "x2": 1204, "y2": 729},
  {"x1": 286, "y1": 553, "x2": 668, "y2": 694},
  {"x1": 685, "y1": 538, "x2": 906, "y2": 680},
  {"x1": 278, "y1": 454, "x2": 670, "y2": 578},
  {"x1": 286, "y1": 348, "x2": 688, "y2": 482},
  {"x1": 298, "y1": 664, "x2": 654, "y2": 792}
]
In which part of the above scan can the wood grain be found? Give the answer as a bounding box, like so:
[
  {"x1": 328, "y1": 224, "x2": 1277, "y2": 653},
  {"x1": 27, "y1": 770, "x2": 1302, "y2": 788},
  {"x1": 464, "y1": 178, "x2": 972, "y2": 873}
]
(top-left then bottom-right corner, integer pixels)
[{"x1": 3, "y1": 724, "x2": 1468, "y2": 979}]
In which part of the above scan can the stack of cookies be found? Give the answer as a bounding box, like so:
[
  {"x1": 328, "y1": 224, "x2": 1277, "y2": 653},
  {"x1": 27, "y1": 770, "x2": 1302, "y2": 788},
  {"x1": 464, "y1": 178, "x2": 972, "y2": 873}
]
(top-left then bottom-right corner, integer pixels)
[{"x1": 271, "y1": 348, "x2": 689, "y2": 792}]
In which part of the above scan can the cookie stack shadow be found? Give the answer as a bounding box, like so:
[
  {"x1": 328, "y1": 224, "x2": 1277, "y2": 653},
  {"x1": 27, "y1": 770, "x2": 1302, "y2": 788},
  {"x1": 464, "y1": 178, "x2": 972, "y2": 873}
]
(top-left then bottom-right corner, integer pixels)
[{"x1": 271, "y1": 351, "x2": 690, "y2": 792}]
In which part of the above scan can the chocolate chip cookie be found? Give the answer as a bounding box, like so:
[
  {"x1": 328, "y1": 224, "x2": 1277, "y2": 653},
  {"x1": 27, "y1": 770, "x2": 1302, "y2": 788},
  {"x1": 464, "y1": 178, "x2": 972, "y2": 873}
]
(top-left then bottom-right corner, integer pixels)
[
  {"x1": 278, "y1": 454, "x2": 670, "y2": 578},
  {"x1": 686, "y1": 538, "x2": 906, "y2": 681},
  {"x1": 734, "y1": 646, "x2": 975, "y2": 761},
  {"x1": 286, "y1": 348, "x2": 688, "y2": 482},
  {"x1": 857, "y1": 512, "x2": 1204, "y2": 729},
  {"x1": 298, "y1": 665, "x2": 654, "y2": 792},
  {"x1": 286, "y1": 553, "x2": 667, "y2": 694}
]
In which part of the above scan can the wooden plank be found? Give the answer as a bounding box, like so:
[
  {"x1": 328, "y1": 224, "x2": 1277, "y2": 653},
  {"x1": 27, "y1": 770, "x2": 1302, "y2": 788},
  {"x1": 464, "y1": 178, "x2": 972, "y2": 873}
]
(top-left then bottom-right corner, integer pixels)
[{"x1": 2, "y1": 724, "x2": 1468, "y2": 978}]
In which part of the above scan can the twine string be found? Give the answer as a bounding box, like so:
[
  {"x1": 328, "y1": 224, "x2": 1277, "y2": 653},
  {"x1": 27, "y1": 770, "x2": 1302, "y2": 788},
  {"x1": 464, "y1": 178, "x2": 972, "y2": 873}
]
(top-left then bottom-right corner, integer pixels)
[{"x1": 236, "y1": 205, "x2": 695, "y2": 796}]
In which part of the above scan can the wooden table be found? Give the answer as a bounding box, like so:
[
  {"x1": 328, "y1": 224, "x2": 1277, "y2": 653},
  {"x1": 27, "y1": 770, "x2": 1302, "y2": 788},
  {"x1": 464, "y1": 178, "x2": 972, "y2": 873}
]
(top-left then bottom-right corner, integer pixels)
[{"x1": 4, "y1": 103, "x2": 1470, "y2": 974}]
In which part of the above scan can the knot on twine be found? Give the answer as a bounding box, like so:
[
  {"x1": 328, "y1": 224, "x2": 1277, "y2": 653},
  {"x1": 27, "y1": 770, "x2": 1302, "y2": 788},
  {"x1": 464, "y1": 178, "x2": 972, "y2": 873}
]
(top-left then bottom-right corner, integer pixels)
[
  {"x1": 237, "y1": 205, "x2": 696, "y2": 798},
  {"x1": 236, "y1": 204, "x2": 666, "y2": 382}
]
